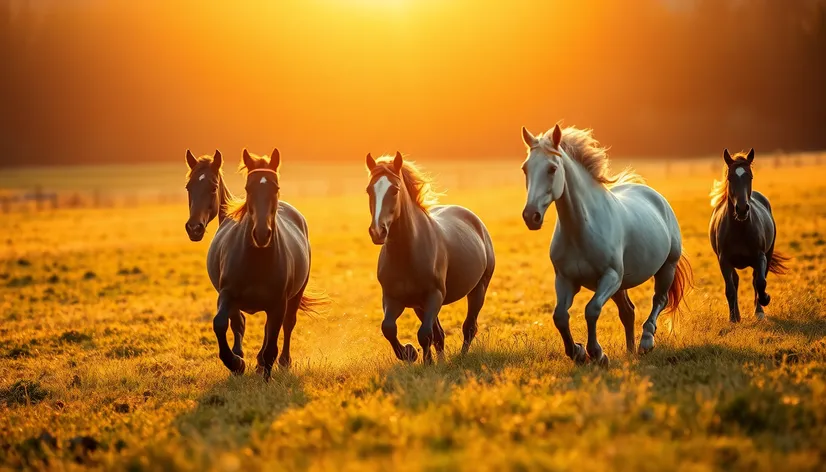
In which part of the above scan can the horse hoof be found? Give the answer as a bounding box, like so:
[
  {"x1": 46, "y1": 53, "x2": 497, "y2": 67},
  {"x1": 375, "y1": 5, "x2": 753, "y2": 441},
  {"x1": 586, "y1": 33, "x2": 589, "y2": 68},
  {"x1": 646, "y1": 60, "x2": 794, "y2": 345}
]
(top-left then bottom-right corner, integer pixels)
[
  {"x1": 403, "y1": 344, "x2": 418, "y2": 362},
  {"x1": 232, "y1": 358, "x2": 246, "y2": 376},
  {"x1": 759, "y1": 293, "x2": 771, "y2": 306},
  {"x1": 278, "y1": 357, "x2": 292, "y2": 369},
  {"x1": 461, "y1": 343, "x2": 471, "y2": 355},
  {"x1": 255, "y1": 364, "x2": 266, "y2": 376},
  {"x1": 597, "y1": 353, "x2": 610, "y2": 367},
  {"x1": 572, "y1": 343, "x2": 587, "y2": 364},
  {"x1": 755, "y1": 310, "x2": 766, "y2": 321},
  {"x1": 638, "y1": 332, "x2": 655, "y2": 354}
]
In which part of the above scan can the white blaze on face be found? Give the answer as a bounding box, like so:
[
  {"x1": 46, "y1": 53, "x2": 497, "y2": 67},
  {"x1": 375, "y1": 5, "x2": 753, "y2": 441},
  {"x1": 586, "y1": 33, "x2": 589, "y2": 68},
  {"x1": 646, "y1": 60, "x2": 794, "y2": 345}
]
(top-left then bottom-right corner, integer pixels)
[
  {"x1": 260, "y1": 176, "x2": 267, "y2": 184},
  {"x1": 372, "y1": 176, "x2": 391, "y2": 228},
  {"x1": 199, "y1": 174, "x2": 206, "y2": 181},
  {"x1": 734, "y1": 167, "x2": 746, "y2": 177}
]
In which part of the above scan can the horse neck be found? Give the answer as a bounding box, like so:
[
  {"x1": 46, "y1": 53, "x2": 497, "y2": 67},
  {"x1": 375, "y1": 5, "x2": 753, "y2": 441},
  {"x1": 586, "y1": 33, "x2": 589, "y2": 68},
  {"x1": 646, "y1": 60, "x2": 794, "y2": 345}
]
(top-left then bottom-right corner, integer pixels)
[
  {"x1": 385, "y1": 182, "x2": 430, "y2": 259},
  {"x1": 217, "y1": 177, "x2": 235, "y2": 224},
  {"x1": 554, "y1": 159, "x2": 612, "y2": 240}
]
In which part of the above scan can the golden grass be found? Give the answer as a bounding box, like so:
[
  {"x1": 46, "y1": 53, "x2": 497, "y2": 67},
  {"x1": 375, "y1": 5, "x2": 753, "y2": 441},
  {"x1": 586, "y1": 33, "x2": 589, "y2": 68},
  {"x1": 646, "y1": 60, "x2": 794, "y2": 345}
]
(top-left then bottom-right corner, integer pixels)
[{"x1": 1, "y1": 159, "x2": 825, "y2": 471}]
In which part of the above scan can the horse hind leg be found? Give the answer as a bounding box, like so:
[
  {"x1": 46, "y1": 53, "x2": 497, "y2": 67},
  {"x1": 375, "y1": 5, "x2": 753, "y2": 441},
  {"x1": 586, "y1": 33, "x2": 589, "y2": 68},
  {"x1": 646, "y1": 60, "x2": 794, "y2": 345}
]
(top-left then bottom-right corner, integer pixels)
[
  {"x1": 461, "y1": 278, "x2": 488, "y2": 354},
  {"x1": 639, "y1": 262, "x2": 676, "y2": 354},
  {"x1": 611, "y1": 290, "x2": 636, "y2": 353}
]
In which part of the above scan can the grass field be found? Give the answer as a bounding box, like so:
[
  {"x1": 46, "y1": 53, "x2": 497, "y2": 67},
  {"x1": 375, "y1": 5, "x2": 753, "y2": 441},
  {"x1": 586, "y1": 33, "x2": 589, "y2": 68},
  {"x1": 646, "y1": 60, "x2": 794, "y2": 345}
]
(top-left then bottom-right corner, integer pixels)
[{"x1": 1, "y1": 157, "x2": 825, "y2": 471}]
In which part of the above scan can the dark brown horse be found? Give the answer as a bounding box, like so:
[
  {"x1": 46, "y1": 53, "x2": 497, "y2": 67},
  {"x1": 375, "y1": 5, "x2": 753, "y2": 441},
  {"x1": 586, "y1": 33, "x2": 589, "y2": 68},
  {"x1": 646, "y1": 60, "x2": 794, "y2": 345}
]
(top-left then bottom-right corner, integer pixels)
[
  {"x1": 206, "y1": 149, "x2": 327, "y2": 378},
  {"x1": 184, "y1": 150, "x2": 236, "y2": 241},
  {"x1": 709, "y1": 149, "x2": 789, "y2": 322},
  {"x1": 365, "y1": 152, "x2": 495, "y2": 364}
]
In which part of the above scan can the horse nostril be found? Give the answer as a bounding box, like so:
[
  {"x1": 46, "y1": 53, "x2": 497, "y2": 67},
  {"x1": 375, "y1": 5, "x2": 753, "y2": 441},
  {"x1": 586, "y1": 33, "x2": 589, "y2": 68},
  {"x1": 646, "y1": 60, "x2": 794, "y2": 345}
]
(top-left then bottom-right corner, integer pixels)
[{"x1": 531, "y1": 212, "x2": 541, "y2": 224}]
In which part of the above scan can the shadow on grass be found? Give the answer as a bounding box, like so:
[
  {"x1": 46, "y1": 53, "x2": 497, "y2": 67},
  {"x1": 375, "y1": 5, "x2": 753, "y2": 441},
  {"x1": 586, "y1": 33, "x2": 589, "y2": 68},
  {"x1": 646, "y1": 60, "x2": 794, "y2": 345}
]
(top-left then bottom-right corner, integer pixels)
[
  {"x1": 172, "y1": 367, "x2": 307, "y2": 450},
  {"x1": 761, "y1": 315, "x2": 826, "y2": 340}
]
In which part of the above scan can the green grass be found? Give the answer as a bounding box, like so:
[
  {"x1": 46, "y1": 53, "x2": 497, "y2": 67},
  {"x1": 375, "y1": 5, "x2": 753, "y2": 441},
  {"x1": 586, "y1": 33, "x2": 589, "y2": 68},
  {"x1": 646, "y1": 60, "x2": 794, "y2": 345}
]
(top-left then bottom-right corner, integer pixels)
[{"x1": 1, "y1": 159, "x2": 825, "y2": 471}]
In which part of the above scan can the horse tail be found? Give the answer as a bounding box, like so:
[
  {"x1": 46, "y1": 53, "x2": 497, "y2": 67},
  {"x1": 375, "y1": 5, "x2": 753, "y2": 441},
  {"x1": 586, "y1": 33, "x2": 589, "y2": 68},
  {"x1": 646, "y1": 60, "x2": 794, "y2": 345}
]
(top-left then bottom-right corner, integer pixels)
[
  {"x1": 665, "y1": 253, "x2": 694, "y2": 313},
  {"x1": 768, "y1": 251, "x2": 791, "y2": 275},
  {"x1": 299, "y1": 288, "x2": 331, "y2": 316}
]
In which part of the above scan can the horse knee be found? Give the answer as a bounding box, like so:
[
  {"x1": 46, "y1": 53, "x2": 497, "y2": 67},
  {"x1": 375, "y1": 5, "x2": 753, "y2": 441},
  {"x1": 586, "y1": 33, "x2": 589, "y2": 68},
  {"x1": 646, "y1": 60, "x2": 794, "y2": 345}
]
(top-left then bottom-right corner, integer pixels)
[
  {"x1": 584, "y1": 301, "x2": 602, "y2": 322},
  {"x1": 552, "y1": 307, "x2": 570, "y2": 328},
  {"x1": 213, "y1": 313, "x2": 229, "y2": 335},
  {"x1": 417, "y1": 325, "x2": 434, "y2": 346},
  {"x1": 381, "y1": 319, "x2": 397, "y2": 340}
]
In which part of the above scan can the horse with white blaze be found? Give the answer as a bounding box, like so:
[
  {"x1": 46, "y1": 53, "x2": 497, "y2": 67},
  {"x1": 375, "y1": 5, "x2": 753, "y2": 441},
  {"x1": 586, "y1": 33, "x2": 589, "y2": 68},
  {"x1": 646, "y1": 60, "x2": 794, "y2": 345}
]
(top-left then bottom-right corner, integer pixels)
[{"x1": 520, "y1": 124, "x2": 693, "y2": 365}]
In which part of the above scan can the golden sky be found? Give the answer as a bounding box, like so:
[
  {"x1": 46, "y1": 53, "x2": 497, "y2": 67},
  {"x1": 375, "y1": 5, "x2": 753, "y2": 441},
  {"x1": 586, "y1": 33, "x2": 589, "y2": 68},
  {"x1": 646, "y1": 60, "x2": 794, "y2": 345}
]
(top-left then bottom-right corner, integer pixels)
[{"x1": 8, "y1": 0, "x2": 822, "y2": 166}]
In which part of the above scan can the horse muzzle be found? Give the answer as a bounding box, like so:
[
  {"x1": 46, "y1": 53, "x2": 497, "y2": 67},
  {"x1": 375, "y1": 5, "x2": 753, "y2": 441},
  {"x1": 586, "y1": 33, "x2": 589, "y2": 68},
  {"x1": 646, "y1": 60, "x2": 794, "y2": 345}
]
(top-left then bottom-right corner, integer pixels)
[
  {"x1": 251, "y1": 226, "x2": 273, "y2": 248},
  {"x1": 522, "y1": 207, "x2": 544, "y2": 231},
  {"x1": 369, "y1": 225, "x2": 388, "y2": 245},
  {"x1": 185, "y1": 221, "x2": 205, "y2": 241}
]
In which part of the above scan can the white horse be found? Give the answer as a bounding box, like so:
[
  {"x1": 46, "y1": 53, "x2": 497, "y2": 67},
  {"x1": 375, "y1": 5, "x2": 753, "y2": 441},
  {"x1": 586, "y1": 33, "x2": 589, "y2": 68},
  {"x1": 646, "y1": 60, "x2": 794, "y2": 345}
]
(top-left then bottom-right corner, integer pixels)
[{"x1": 520, "y1": 124, "x2": 692, "y2": 365}]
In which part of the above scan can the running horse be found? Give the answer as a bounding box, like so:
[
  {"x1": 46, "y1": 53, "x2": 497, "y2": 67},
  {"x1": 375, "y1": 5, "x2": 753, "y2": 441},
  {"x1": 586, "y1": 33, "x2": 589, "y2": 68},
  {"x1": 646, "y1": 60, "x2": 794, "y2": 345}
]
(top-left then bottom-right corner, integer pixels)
[
  {"x1": 365, "y1": 152, "x2": 495, "y2": 364},
  {"x1": 184, "y1": 149, "x2": 236, "y2": 241},
  {"x1": 520, "y1": 124, "x2": 693, "y2": 364},
  {"x1": 709, "y1": 149, "x2": 789, "y2": 322},
  {"x1": 206, "y1": 149, "x2": 326, "y2": 378}
]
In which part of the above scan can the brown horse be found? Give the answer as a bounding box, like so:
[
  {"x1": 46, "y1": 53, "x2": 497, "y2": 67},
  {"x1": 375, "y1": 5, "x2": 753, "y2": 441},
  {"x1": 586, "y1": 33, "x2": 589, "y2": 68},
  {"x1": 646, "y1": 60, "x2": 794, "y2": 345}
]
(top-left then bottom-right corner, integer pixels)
[
  {"x1": 709, "y1": 149, "x2": 790, "y2": 322},
  {"x1": 184, "y1": 149, "x2": 236, "y2": 241},
  {"x1": 206, "y1": 149, "x2": 327, "y2": 378},
  {"x1": 365, "y1": 152, "x2": 495, "y2": 364}
]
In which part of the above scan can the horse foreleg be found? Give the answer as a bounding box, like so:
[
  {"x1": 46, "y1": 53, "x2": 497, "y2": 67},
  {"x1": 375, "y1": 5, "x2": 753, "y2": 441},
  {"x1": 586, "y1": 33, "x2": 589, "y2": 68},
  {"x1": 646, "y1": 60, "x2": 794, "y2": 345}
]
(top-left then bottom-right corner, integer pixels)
[
  {"x1": 261, "y1": 301, "x2": 286, "y2": 381},
  {"x1": 381, "y1": 296, "x2": 415, "y2": 362},
  {"x1": 279, "y1": 293, "x2": 301, "y2": 368},
  {"x1": 214, "y1": 292, "x2": 245, "y2": 375},
  {"x1": 585, "y1": 269, "x2": 622, "y2": 366},
  {"x1": 552, "y1": 276, "x2": 583, "y2": 363},
  {"x1": 415, "y1": 309, "x2": 445, "y2": 362},
  {"x1": 229, "y1": 310, "x2": 245, "y2": 359},
  {"x1": 719, "y1": 258, "x2": 741, "y2": 323},
  {"x1": 418, "y1": 291, "x2": 445, "y2": 365},
  {"x1": 611, "y1": 290, "x2": 636, "y2": 353},
  {"x1": 462, "y1": 279, "x2": 488, "y2": 354},
  {"x1": 640, "y1": 262, "x2": 677, "y2": 354},
  {"x1": 753, "y1": 253, "x2": 769, "y2": 320}
]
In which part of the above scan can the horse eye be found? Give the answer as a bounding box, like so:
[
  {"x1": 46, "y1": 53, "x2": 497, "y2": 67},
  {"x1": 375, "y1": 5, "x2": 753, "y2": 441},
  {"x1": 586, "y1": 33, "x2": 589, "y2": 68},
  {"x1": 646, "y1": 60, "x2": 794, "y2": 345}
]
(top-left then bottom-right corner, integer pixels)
[
  {"x1": 548, "y1": 166, "x2": 557, "y2": 175},
  {"x1": 389, "y1": 187, "x2": 399, "y2": 195}
]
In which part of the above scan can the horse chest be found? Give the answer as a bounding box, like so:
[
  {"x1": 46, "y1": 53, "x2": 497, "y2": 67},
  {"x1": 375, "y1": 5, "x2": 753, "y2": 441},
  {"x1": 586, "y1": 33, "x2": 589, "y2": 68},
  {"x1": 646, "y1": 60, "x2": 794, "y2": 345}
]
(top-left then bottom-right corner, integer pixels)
[{"x1": 550, "y1": 237, "x2": 611, "y2": 287}]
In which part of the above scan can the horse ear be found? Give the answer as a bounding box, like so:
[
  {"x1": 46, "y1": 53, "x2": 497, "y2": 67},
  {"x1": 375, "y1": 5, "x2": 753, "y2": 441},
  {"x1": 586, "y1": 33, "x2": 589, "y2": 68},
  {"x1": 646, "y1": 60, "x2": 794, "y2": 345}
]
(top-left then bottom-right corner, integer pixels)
[
  {"x1": 552, "y1": 124, "x2": 562, "y2": 149},
  {"x1": 186, "y1": 149, "x2": 197, "y2": 169},
  {"x1": 393, "y1": 151, "x2": 403, "y2": 172},
  {"x1": 365, "y1": 153, "x2": 376, "y2": 171},
  {"x1": 746, "y1": 148, "x2": 755, "y2": 163},
  {"x1": 723, "y1": 148, "x2": 734, "y2": 166},
  {"x1": 211, "y1": 150, "x2": 222, "y2": 171},
  {"x1": 269, "y1": 148, "x2": 280, "y2": 171},
  {"x1": 242, "y1": 149, "x2": 255, "y2": 170},
  {"x1": 521, "y1": 126, "x2": 537, "y2": 148}
]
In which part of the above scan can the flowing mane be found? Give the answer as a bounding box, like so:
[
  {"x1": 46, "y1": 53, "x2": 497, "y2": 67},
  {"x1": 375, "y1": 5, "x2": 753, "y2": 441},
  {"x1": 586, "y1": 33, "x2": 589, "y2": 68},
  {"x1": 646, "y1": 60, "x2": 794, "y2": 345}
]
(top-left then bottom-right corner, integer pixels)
[
  {"x1": 710, "y1": 152, "x2": 751, "y2": 208},
  {"x1": 369, "y1": 156, "x2": 442, "y2": 212},
  {"x1": 226, "y1": 152, "x2": 278, "y2": 221},
  {"x1": 538, "y1": 126, "x2": 643, "y2": 188}
]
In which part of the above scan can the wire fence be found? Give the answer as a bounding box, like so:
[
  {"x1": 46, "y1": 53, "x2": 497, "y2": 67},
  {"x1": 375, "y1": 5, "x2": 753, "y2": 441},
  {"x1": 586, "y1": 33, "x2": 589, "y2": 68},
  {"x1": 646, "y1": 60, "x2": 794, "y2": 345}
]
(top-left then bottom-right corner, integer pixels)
[{"x1": 0, "y1": 152, "x2": 822, "y2": 213}]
